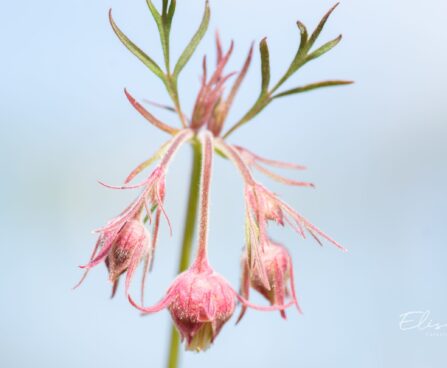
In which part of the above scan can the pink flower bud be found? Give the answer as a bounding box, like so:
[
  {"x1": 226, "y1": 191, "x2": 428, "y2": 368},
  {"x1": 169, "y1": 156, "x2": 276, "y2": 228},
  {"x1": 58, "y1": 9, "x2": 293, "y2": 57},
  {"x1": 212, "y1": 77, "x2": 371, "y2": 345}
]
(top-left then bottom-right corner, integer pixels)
[
  {"x1": 238, "y1": 240, "x2": 301, "y2": 321},
  {"x1": 168, "y1": 266, "x2": 235, "y2": 351},
  {"x1": 105, "y1": 219, "x2": 150, "y2": 287},
  {"x1": 128, "y1": 259, "x2": 291, "y2": 351}
]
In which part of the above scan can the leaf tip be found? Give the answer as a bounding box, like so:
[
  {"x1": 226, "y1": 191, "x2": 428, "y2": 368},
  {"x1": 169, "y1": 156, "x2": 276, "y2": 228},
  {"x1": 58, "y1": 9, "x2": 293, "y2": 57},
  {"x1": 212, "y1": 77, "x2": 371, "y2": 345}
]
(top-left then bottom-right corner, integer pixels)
[
  {"x1": 330, "y1": 2, "x2": 341, "y2": 13},
  {"x1": 124, "y1": 88, "x2": 136, "y2": 105},
  {"x1": 108, "y1": 8, "x2": 114, "y2": 24},
  {"x1": 259, "y1": 36, "x2": 269, "y2": 51},
  {"x1": 296, "y1": 21, "x2": 306, "y2": 33}
]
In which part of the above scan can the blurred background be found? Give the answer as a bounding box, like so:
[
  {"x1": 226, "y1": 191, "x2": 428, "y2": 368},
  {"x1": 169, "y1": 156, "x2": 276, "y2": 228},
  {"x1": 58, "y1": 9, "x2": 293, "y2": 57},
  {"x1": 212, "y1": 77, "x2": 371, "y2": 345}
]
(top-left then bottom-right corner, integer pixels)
[{"x1": 1, "y1": 0, "x2": 446, "y2": 367}]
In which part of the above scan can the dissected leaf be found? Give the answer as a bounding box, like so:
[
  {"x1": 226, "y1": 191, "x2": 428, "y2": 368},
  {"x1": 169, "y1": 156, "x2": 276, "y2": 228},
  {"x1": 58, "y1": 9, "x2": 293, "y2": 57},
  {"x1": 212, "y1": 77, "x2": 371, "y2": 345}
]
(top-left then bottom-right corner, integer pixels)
[
  {"x1": 146, "y1": 0, "x2": 172, "y2": 71},
  {"x1": 273, "y1": 80, "x2": 353, "y2": 99},
  {"x1": 296, "y1": 21, "x2": 308, "y2": 53},
  {"x1": 307, "y1": 35, "x2": 342, "y2": 62},
  {"x1": 259, "y1": 38, "x2": 271, "y2": 95},
  {"x1": 173, "y1": 0, "x2": 210, "y2": 79},
  {"x1": 109, "y1": 9, "x2": 165, "y2": 80},
  {"x1": 167, "y1": 0, "x2": 176, "y2": 27},
  {"x1": 308, "y1": 2, "x2": 339, "y2": 49},
  {"x1": 146, "y1": 0, "x2": 161, "y2": 23},
  {"x1": 162, "y1": 0, "x2": 169, "y2": 14}
]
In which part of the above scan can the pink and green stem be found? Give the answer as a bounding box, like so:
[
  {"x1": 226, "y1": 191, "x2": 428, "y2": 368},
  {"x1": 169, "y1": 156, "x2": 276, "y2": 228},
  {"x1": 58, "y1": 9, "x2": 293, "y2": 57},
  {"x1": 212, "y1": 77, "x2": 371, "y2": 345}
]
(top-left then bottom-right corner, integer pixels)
[
  {"x1": 166, "y1": 131, "x2": 214, "y2": 367},
  {"x1": 166, "y1": 136, "x2": 202, "y2": 368}
]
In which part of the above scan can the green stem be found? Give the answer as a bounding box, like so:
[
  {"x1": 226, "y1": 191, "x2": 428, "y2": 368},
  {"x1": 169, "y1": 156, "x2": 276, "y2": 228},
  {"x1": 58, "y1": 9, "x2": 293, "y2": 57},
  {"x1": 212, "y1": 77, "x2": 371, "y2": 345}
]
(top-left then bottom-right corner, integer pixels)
[
  {"x1": 166, "y1": 139, "x2": 202, "y2": 368},
  {"x1": 165, "y1": 77, "x2": 187, "y2": 128}
]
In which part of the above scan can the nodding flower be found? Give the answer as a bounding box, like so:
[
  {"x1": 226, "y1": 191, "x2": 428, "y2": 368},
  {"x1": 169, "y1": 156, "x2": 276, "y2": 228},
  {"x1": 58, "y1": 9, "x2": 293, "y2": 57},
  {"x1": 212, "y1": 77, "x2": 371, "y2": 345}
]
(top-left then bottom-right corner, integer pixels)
[
  {"x1": 215, "y1": 139, "x2": 346, "y2": 289},
  {"x1": 129, "y1": 259, "x2": 292, "y2": 351},
  {"x1": 131, "y1": 261, "x2": 236, "y2": 352},
  {"x1": 129, "y1": 132, "x2": 293, "y2": 351},
  {"x1": 75, "y1": 129, "x2": 193, "y2": 298},
  {"x1": 238, "y1": 239, "x2": 302, "y2": 322}
]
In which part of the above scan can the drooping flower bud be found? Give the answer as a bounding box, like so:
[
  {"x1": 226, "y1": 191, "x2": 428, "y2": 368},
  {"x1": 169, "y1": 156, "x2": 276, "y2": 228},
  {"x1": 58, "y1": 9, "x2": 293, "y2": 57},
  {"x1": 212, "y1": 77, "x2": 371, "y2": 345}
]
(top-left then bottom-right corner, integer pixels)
[
  {"x1": 105, "y1": 219, "x2": 150, "y2": 295},
  {"x1": 129, "y1": 261, "x2": 292, "y2": 351},
  {"x1": 129, "y1": 262, "x2": 234, "y2": 351},
  {"x1": 75, "y1": 130, "x2": 194, "y2": 298},
  {"x1": 129, "y1": 131, "x2": 290, "y2": 350},
  {"x1": 168, "y1": 265, "x2": 235, "y2": 351},
  {"x1": 238, "y1": 240, "x2": 301, "y2": 322}
]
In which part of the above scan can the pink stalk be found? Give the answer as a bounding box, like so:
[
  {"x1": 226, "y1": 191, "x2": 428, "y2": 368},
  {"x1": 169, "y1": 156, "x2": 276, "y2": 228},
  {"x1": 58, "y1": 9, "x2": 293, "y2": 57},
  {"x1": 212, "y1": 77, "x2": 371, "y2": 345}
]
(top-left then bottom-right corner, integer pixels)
[
  {"x1": 214, "y1": 139, "x2": 255, "y2": 185},
  {"x1": 193, "y1": 131, "x2": 214, "y2": 271},
  {"x1": 125, "y1": 140, "x2": 171, "y2": 184},
  {"x1": 159, "y1": 129, "x2": 194, "y2": 168}
]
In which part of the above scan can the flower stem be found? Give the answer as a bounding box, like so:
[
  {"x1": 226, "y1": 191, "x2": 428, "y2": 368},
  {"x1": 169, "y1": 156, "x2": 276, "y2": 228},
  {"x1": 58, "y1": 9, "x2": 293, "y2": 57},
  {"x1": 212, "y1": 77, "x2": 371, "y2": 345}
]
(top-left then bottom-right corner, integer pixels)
[
  {"x1": 194, "y1": 132, "x2": 214, "y2": 271},
  {"x1": 166, "y1": 139, "x2": 202, "y2": 368}
]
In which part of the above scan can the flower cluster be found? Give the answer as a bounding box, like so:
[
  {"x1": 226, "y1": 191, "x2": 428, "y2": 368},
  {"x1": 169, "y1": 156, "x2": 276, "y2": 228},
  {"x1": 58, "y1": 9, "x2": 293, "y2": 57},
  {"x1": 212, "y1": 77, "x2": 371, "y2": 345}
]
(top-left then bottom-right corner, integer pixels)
[{"x1": 76, "y1": 0, "x2": 350, "y2": 353}]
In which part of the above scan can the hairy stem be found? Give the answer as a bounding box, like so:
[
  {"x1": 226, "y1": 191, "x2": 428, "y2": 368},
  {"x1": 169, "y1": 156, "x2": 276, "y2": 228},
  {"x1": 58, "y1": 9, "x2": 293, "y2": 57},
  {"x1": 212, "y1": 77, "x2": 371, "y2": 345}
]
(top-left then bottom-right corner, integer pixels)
[
  {"x1": 165, "y1": 77, "x2": 188, "y2": 128},
  {"x1": 195, "y1": 132, "x2": 214, "y2": 270},
  {"x1": 166, "y1": 139, "x2": 202, "y2": 368}
]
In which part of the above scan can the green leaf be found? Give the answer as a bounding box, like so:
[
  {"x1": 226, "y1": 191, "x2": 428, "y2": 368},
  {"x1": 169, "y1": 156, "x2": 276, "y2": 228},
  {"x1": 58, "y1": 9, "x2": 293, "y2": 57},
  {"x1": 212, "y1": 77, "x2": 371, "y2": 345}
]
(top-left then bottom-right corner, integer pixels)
[
  {"x1": 259, "y1": 38, "x2": 271, "y2": 95},
  {"x1": 308, "y1": 2, "x2": 339, "y2": 49},
  {"x1": 167, "y1": 0, "x2": 176, "y2": 26},
  {"x1": 109, "y1": 9, "x2": 165, "y2": 80},
  {"x1": 162, "y1": 0, "x2": 169, "y2": 14},
  {"x1": 173, "y1": 0, "x2": 210, "y2": 79},
  {"x1": 223, "y1": 3, "x2": 349, "y2": 139},
  {"x1": 306, "y1": 34, "x2": 342, "y2": 62},
  {"x1": 273, "y1": 80, "x2": 353, "y2": 99},
  {"x1": 146, "y1": 0, "x2": 172, "y2": 71},
  {"x1": 296, "y1": 21, "x2": 308, "y2": 53},
  {"x1": 146, "y1": 0, "x2": 161, "y2": 24}
]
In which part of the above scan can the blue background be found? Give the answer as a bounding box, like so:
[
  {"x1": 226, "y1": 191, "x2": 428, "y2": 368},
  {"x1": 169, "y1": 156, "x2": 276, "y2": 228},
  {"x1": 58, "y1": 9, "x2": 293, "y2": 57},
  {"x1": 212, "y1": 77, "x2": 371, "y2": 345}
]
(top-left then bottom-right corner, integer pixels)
[{"x1": 1, "y1": 0, "x2": 447, "y2": 367}]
